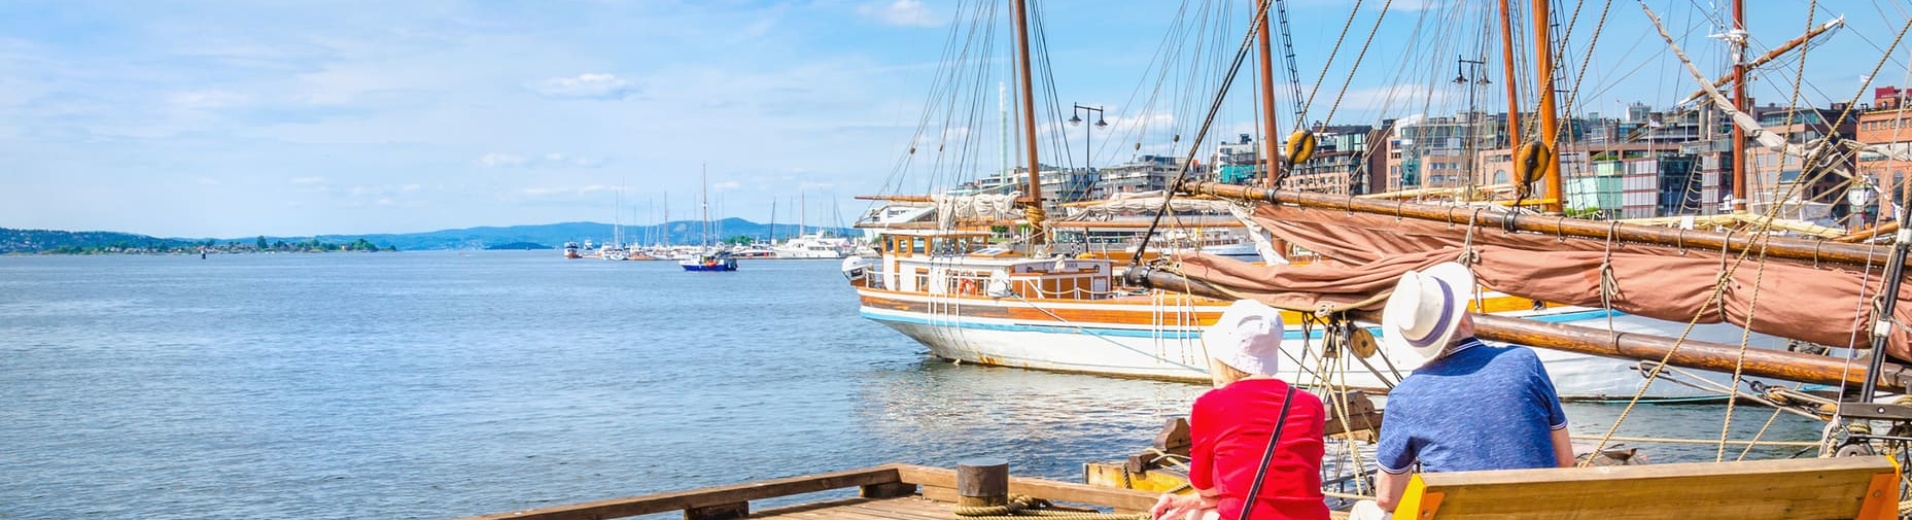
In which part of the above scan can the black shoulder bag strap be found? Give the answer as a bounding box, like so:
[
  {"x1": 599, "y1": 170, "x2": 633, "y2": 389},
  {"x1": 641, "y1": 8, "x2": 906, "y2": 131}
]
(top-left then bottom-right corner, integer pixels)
[{"x1": 1236, "y1": 385, "x2": 1298, "y2": 520}]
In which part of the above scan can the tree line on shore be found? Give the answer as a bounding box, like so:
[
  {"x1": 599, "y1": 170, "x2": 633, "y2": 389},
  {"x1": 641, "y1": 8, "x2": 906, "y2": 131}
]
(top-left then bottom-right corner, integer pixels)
[{"x1": 3, "y1": 228, "x2": 395, "y2": 255}]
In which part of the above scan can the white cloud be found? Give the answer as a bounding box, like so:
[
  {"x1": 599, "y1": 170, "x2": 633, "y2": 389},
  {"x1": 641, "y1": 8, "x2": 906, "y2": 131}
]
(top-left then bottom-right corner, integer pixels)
[
  {"x1": 516, "y1": 185, "x2": 624, "y2": 198},
  {"x1": 858, "y1": 0, "x2": 939, "y2": 27},
  {"x1": 479, "y1": 153, "x2": 529, "y2": 167},
  {"x1": 528, "y1": 73, "x2": 643, "y2": 100},
  {"x1": 713, "y1": 180, "x2": 742, "y2": 191},
  {"x1": 478, "y1": 152, "x2": 605, "y2": 168}
]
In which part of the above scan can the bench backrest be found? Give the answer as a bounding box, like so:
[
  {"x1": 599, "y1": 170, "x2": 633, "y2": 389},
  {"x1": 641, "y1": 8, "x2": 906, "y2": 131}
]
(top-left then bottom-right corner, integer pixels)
[{"x1": 1394, "y1": 456, "x2": 1899, "y2": 520}]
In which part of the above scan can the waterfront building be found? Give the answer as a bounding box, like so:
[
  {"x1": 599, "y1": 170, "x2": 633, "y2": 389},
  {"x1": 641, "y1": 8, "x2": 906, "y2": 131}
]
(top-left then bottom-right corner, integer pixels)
[
  {"x1": 1214, "y1": 133, "x2": 1263, "y2": 185},
  {"x1": 1858, "y1": 86, "x2": 1912, "y2": 221},
  {"x1": 1094, "y1": 154, "x2": 1202, "y2": 198},
  {"x1": 1747, "y1": 104, "x2": 1855, "y2": 215},
  {"x1": 1282, "y1": 125, "x2": 1382, "y2": 195}
]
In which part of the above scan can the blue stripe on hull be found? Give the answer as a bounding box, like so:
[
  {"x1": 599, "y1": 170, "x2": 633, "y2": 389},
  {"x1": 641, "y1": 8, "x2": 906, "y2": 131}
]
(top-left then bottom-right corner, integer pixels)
[{"x1": 681, "y1": 265, "x2": 739, "y2": 272}]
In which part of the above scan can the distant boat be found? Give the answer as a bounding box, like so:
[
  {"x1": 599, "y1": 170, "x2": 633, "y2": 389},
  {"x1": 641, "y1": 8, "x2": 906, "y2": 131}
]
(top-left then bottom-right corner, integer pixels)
[
  {"x1": 681, "y1": 163, "x2": 739, "y2": 272},
  {"x1": 563, "y1": 242, "x2": 582, "y2": 259},
  {"x1": 773, "y1": 232, "x2": 853, "y2": 259},
  {"x1": 732, "y1": 244, "x2": 777, "y2": 259},
  {"x1": 679, "y1": 250, "x2": 739, "y2": 271}
]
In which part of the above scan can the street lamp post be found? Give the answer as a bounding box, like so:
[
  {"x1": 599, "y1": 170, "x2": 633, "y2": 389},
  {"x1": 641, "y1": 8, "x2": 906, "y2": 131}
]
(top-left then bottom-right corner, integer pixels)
[
  {"x1": 1455, "y1": 57, "x2": 1490, "y2": 187},
  {"x1": 1069, "y1": 103, "x2": 1108, "y2": 200}
]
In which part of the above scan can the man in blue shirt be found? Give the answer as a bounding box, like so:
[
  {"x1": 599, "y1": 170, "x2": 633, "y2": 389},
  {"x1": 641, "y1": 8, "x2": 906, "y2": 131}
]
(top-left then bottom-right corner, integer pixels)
[{"x1": 1368, "y1": 262, "x2": 1575, "y2": 516}]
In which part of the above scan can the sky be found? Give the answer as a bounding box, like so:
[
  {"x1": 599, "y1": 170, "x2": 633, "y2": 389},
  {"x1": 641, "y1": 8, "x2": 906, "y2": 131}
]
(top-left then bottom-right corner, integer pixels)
[{"x1": 0, "y1": 0, "x2": 1907, "y2": 238}]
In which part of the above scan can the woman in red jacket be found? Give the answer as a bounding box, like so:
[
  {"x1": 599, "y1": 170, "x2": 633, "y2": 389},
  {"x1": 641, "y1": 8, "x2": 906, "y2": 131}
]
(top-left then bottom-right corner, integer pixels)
[{"x1": 1150, "y1": 299, "x2": 1330, "y2": 520}]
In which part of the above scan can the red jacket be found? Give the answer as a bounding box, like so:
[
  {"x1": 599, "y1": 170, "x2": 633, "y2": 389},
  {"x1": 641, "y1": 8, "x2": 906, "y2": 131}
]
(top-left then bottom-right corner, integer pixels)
[{"x1": 1188, "y1": 379, "x2": 1329, "y2": 520}]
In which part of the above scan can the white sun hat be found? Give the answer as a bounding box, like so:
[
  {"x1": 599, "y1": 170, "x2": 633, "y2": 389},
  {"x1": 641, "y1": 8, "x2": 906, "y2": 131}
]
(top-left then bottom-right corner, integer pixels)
[
  {"x1": 1381, "y1": 262, "x2": 1476, "y2": 359},
  {"x1": 1202, "y1": 299, "x2": 1285, "y2": 376}
]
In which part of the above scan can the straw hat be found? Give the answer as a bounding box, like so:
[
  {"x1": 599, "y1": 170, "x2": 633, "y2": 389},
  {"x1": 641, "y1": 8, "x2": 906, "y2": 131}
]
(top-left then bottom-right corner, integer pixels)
[
  {"x1": 1202, "y1": 299, "x2": 1285, "y2": 376},
  {"x1": 1381, "y1": 262, "x2": 1475, "y2": 359}
]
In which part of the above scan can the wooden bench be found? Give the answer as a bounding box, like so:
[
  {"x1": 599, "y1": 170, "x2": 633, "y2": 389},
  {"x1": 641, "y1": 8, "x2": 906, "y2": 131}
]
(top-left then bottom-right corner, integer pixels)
[{"x1": 1393, "y1": 456, "x2": 1901, "y2": 520}]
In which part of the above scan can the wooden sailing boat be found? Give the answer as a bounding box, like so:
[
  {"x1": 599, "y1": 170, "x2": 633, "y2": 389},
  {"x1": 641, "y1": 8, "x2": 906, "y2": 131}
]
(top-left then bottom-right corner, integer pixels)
[
  {"x1": 849, "y1": 0, "x2": 1815, "y2": 401},
  {"x1": 844, "y1": 0, "x2": 1242, "y2": 380}
]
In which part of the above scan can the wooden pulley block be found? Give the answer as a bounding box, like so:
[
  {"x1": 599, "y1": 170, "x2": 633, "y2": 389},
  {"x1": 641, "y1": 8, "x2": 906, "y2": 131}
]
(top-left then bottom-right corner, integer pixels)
[{"x1": 1347, "y1": 327, "x2": 1379, "y2": 359}]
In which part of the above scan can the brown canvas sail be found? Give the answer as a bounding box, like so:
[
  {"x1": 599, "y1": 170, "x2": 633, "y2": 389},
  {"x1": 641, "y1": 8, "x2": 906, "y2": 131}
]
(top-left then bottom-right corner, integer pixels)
[{"x1": 1174, "y1": 204, "x2": 1912, "y2": 361}]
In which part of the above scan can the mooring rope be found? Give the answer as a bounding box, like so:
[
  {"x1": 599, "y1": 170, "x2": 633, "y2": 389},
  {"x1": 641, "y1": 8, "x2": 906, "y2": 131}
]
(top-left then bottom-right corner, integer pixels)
[{"x1": 952, "y1": 495, "x2": 1147, "y2": 520}]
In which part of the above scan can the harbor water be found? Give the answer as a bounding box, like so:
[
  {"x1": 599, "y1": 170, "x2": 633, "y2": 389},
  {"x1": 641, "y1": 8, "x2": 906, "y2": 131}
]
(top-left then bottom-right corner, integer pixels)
[{"x1": 0, "y1": 252, "x2": 1825, "y2": 519}]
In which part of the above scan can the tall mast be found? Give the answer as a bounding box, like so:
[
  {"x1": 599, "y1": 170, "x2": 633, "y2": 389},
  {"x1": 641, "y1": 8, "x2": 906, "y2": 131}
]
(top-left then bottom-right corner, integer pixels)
[
  {"x1": 1730, "y1": 0, "x2": 1749, "y2": 212},
  {"x1": 1532, "y1": 0, "x2": 1564, "y2": 212},
  {"x1": 701, "y1": 164, "x2": 710, "y2": 247},
  {"x1": 1000, "y1": 81, "x2": 1010, "y2": 176},
  {"x1": 1010, "y1": 0, "x2": 1045, "y2": 246},
  {"x1": 1498, "y1": 0, "x2": 1523, "y2": 181},
  {"x1": 769, "y1": 197, "x2": 778, "y2": 243},
  {"x1": 1255, "y1": 0, "x2": 1282, "y2": 189},
  {"x1": 800, "y1": 189, "x2": 807, "y2": 237},
  {"x1": 664, "y1": 191, "x2": 670, "y2": 246}
]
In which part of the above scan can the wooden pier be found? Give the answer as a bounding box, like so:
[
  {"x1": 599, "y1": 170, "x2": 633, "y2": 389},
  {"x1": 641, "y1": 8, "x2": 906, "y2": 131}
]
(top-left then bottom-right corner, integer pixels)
[
  {"x1": 460, "y1": 454, "x2": 1902, "y2": 520},
  {"x1": 460, "y1": 463, "x2": 1158, "y2": 520}
]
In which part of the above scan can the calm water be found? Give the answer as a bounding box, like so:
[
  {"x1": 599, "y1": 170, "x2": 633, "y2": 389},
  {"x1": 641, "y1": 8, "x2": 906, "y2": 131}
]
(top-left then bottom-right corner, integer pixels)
[{"x1": 0, "y1": 252, "x2": 1823, "y2": 519}]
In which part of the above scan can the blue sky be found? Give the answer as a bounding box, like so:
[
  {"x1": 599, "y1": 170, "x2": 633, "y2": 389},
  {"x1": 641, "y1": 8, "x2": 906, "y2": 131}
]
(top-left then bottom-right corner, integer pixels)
[{"x1": 1, "y1": 0, "x2": 1906, "y2": 237}]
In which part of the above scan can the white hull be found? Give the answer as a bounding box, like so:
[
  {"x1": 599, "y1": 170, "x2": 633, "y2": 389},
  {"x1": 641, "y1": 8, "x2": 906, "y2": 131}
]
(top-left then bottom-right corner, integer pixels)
[
  {"x1": 773, "y1": 248, "x2": 847, "y2": 259},
  {"x1": 858, "y1": 289, "x2": 1796, "y2": 402}
]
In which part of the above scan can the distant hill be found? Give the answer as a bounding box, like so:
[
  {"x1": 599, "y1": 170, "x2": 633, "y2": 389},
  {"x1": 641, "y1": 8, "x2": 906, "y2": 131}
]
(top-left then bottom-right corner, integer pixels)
[
  {"x1": 0, "y1": 219, "x2": 859, "y2": 253},
  {"x1": 291, "y1": 219, "x2": 856, "y2": 250},
  {"x1": 0, "y1": 228, "x2": 200, "y2": 254}
]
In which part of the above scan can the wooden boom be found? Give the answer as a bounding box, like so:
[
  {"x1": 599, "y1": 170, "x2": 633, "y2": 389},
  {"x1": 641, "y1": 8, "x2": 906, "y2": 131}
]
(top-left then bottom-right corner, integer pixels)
[{"x1": 1179, "y1": 180, "x2": 1912, "y2": 271}]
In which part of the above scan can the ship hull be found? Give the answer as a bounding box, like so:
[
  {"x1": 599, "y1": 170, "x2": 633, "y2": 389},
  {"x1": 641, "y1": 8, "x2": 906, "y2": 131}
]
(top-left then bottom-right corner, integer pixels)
[{"x1": 856, "y1": 288, "x2": 1794, "y2": 402}]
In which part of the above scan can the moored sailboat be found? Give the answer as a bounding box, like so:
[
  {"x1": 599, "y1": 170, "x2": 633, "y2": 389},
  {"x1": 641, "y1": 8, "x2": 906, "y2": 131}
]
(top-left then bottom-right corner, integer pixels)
[{"x1": 681, "y1": 164, "x2": 739, "y2": 272}]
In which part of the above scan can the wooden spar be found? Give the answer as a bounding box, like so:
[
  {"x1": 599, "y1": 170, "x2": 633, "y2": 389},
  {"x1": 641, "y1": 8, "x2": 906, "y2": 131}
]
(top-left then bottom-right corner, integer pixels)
[
  {"x1": 1731, "y1": 0, "x2": 1748, "y2": 211},
  {"x1": 1497, "y1": 0, "x2": 1522, "y2": 185},
  {"x1": 1837, "y1": 221, "x2": 1900, "y2": 243},
  {"x1": 1125, "y1": 267, "x2": 1912, "y2": 392},
  {"x1": 1047, "y1": 220, "x2": 1244, "y2": 229},
  {"x1": 1256, "y1": 0, "x2": 1281, "y2": 189},
  {"x1": 1009, "y1": 0, "x2": 1045, "y2": 245},
  {"x1": 1531, "y1": 0, "x2": 1563, "y2": 212},
  {"x1": 1679, "y1": 18, "x2": 1844, "y2": 106},
  {"x1": 1180, "y1": 180, "x2": 1912, "y2": 270},
  {"x1": 854, "y1": 194, "x2": 935, "y2": 203}
]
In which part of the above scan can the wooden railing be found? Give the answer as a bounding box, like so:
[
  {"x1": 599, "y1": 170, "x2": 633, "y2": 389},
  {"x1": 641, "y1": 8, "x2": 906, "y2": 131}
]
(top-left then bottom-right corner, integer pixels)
[{"x1": 457, "y1": 463, "x2": 1158, "y2": 520}]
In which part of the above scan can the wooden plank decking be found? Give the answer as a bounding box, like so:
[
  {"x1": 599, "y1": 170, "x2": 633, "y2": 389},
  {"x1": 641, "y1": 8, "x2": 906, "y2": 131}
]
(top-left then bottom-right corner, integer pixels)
[
  {"x1": 461, "y1": 464, "x2": 1161, "y2": 520},
  {"x1": 750, "y1": 496, "x2": 964, "y2": 520}
]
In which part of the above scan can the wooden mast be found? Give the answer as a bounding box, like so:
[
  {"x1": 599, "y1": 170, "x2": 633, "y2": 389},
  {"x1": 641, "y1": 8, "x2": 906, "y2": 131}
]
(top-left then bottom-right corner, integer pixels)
[
  {"x1": 1255, "y1": 0, "x2": 1281, "y2": 189},
  {"x1": 1731, "y1": 0, "x2": 1749, "y2": 211},
  {"x1": 1532, "y1": 0, "x2": 1563, "y2": 212},
  {"x1": 1254, "y1": 0, "x2": 1291, "y2": 259},
  {"x1": 1010, "y1": 0, "x2": 1046, "y2": 246},
  {"x1": 1497, "y1": 0, "x2": 1524, "y2": 192}
]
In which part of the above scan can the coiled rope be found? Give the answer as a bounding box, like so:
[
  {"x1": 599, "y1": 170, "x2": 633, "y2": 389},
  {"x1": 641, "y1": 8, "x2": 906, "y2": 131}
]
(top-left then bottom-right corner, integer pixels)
[{"x1": 951, "y1": 495, "x2": 1147, "y2": 520}]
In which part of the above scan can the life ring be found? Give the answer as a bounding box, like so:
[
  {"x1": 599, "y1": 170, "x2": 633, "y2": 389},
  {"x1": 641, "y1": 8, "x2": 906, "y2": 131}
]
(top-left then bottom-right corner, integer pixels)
[{"x1": 959, "y1": 278, "x2": 977, "y2": 294}]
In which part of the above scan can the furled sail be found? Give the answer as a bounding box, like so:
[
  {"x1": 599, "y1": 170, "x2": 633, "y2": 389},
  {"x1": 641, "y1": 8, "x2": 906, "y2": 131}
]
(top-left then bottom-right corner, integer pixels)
[{"x1": 1173, "y1": 204, "x2": 1912, "y2": 361}]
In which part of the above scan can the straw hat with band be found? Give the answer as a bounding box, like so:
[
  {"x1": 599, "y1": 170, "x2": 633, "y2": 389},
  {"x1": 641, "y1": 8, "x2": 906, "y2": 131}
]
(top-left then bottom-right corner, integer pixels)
[
  {"x1": 1202, "y1": 299, "x2": 1285, "y2": 376},
  {"x1": 1381, "y1": 262, "x2": 1475, "y2": 359}
]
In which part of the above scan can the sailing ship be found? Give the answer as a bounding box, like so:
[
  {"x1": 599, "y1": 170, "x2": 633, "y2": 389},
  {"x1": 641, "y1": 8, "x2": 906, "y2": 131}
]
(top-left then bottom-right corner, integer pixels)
[{"x1": 840, "y1": 0, "x2": 1854, "y2": 401}]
